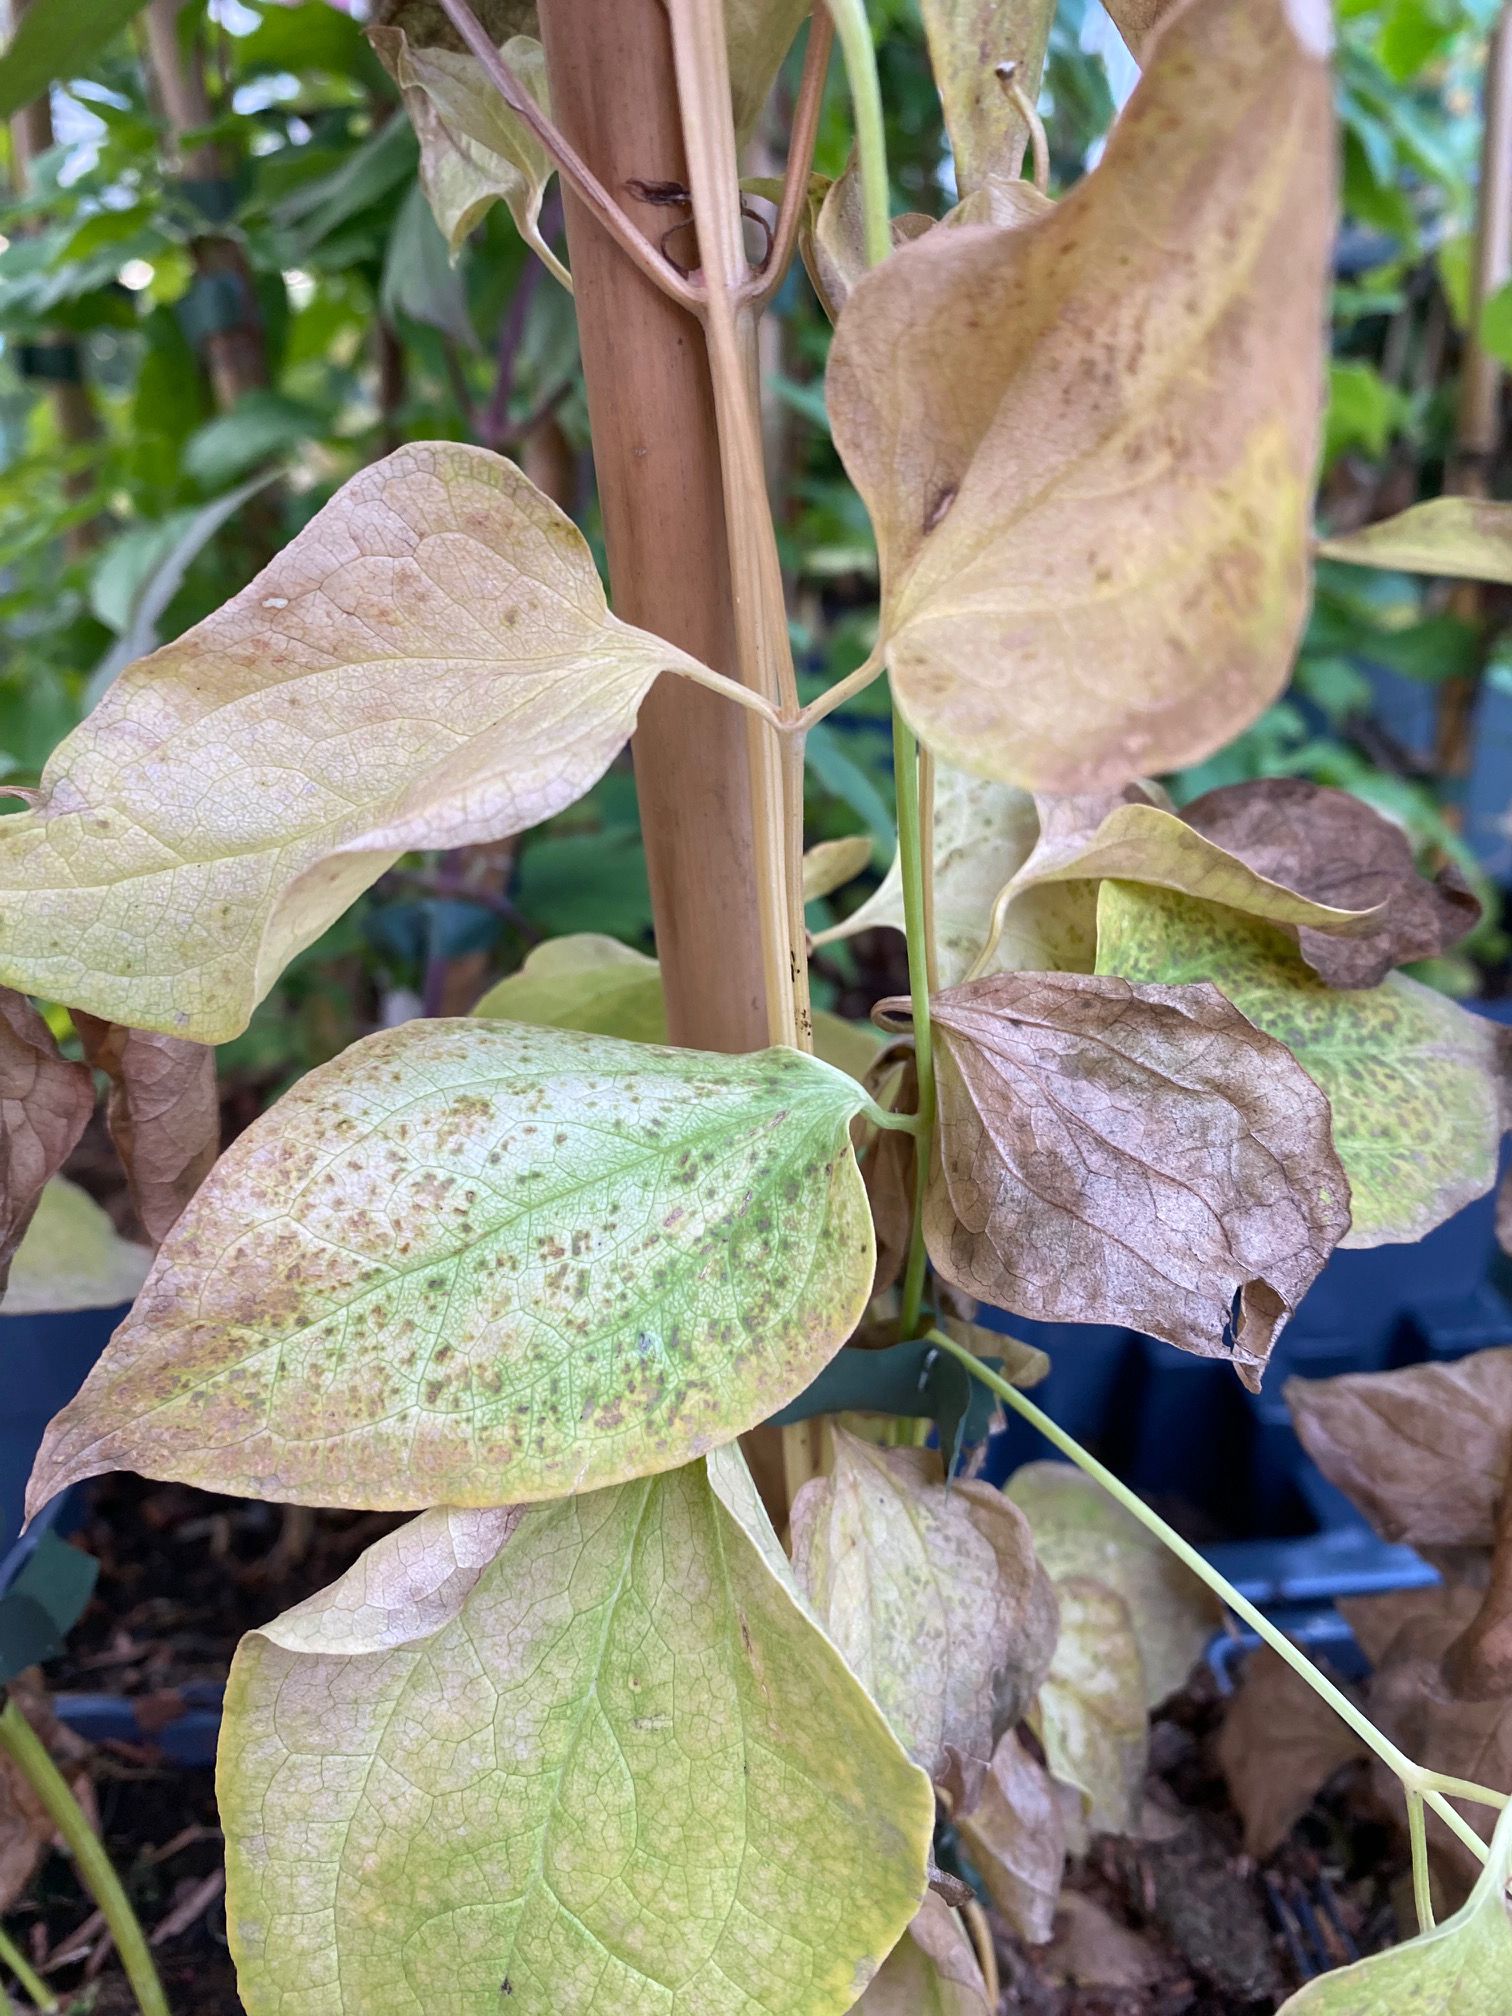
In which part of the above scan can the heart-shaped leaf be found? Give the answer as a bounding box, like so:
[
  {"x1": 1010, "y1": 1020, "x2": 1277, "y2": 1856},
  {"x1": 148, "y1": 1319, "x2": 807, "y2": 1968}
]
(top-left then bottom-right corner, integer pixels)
[
  {"x1": 855, "y1": 1893, "x2": 992, "y2": 2015},
  {"x1": 826, "y1": 0, "x2": 1334, "y2": 791},
  {"x1": 1318, "y1": 497, "x2": 1512, "y2": 584},
  {"x1": 28, "y1": 1019, "x2": 874, "y2": 1514},
  {"x1": 1095, "y1": 881, "x2": 1502, "y2": 1246},
  {"x1": 220, "y1": 1448, "x2": 934, "y2": 2015},
  {"x1": 0, "y1": 445, "x2": 696, "y2": 1042},
  {"x1": 0, "y1": 989, "x2": 94, "y2": 1297}
]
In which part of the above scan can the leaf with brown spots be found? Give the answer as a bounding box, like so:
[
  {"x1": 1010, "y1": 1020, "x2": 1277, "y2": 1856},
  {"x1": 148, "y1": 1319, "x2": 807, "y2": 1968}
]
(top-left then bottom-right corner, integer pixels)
[
  {"x1": 855, "y1": 1893, "x2": 992, "y2": 2015},
  {"x1": 921, "y1": 972, "x2": 1350, "y2": 1387},
  {"x1": 28, "y1": 1019, "x2": 876, "y2": 1513},
  {"x1": 826, "y1": 0, "x2": 1334, "y2": 792},
  {"x1": 1318, "y1": 497, "x2": 1512, "y2": 585},
  {"x1": 789, "y1": 1429, "x2": 1056, "y2": 1810},
  {"x1": 956, "y1": 1730, "x2": 1068, "y2": 1943},
  {"x1": 0, "y1": 445, "x2": 705, "y2": 1043},
  {"x1": 919, "y1": 0, "x2": 1056, "y2": 197},
  {"x1": 72, "y1": 1015, "x2": 217, "y2": 1247},
  {"x1": 0, "y1": 987, "x2": 93, "y2": 1299}
]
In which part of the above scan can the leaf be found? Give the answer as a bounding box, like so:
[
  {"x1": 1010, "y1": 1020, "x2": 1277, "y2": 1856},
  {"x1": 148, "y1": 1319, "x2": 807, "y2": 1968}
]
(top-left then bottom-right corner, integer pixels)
[
  {"x1": 72, "y1": 1015, "x2": 217, "y2": 1248},
  {"x1": 812, "y1": 761, "x2": 1094, "y2": 987},
  {"x1": 474, "y1": 933, "x2": 882, "y2": 1082},
  {"x1": 1095, "y1": 882, "x2": 1503, "y2": 1247},
  {"x1": 923, "y1": 971, "x2": 1350, "y2": 1387},
  {"x1": 1101, "y1": 0, "x2": 1182, "y2": 57},
  {"x1": 0, "y1": 988, "x2": 94, "y2": 1299},
  {"x1": 28, "y1": 1019, "x2": 875, "y2": 1515},
  {"x1": 919, "y1": 0, "x2": 1057, "y2": 195},
  {"x1": 1215, "y1": 1647, "x2": 1368, "y2": 1857},
  {"x1": 860, "y1": 1044, "x2": 916, "y2": 1295},
  {"x1": 1181, "y1": 779, "x2": 1480, "y2": 988},
  {"x1": 1006, "y1": 1462, "x2": 1223, "y2": 1708},
  {"x1": 1275, "y1": 1793, "x2": 1512, "y2": 2012},
  {"x1": 826, "y1": 0, "x2": 1335, "y2": 792},
  {"x1": 4, "y1": 1176, "x2": 150, "y2": 1316},
  {"x1": 220, "y1": 1450, "x2": 934, "y2": 2016},
  {"x1": 381, "y1": 181, "x2": 477, "y2": 347},
  {"x1": 181, "y1": 393, "x2": 324, "y2": 490},
  {"x1": 0, "y1": 445, "x2": 696, "y2": 1043},
  {"x1": 1034, "y1": 1575, "x2": 1147, "y2": 1835},
  {"x1": 725, "y1": 0, "x2": 811, "y2": 144},
  {"x1": 0, "y1": 0, "x2": 149, "y2": 119},
  {"x1": 788, "y1": 1430, "x2": 1056, "y2": 1809},
  {"x1": 956, "y1": 1730, "x2": 1067, "y2": 1943},
  {"x1": 803, "y1": 832, "x2": 874, "y2": 904},
  {"x1": 1318, "y1": 498, "x2": 1512, "y2": 585},
  {"x1": 855, "y1": 1893, "x2": 992, "y2": 2016},
  {"x1": 801, "y1": 155, "x2": 935, "y2": 323}
]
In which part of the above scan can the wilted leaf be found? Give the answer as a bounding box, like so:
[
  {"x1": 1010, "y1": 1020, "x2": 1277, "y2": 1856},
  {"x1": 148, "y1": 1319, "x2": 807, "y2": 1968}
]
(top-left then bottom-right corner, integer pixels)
[
  {"x1": 1007, "y1": 1462, "x2": 1223, "y2": 1707},
  {"x1": 1035, "y1": 1575, "x2": 1147, "y2": 1834},
  {"x1": 1181, "y1": 779, "x2": 1479, "y2": 989},
  {"x1": 827, "y1": 0, "x2": 1334, "y2": 792},
  {"x1": 801, "y1": 155, "x2": 934, "y2": 322},
  {"x1": 221, "y1": 1449, "x2": 933, "y2": 2016},
  {"x1": 1216, "y1": 1646, "x2": 1367, "y2": 1857},
  {"x1": 812, "y1": 762, "x2": 1093, "y2": 986},
  {"x1": 956, "y1": 1730, "x2": 1067, "y2": 1943},
  {"x1": 0, "y1": 446, "x2": 698, "y2": 1043},
  {"x1": 474, "y1": 932, "x2": 880, "y2": 1080},
  {"x1": 919, "y1": 0, "x2": 1056, "y2": 196},
  {"x1": 72, "y1": 1015, "x2": 217, "y2": 1247},
  {"x1": 0, "y1": 989, "x2": 93, "y2": 1298},
  {"x1": 1318, "y1": 498, "x2": 1512, "y2": 585},
  {"x1": 923, "y1": 972, "x2": 1350, "y2": 1386},
  {"x1": 860, "y1": 1045, "x2": 917, "y2": 1295},
  {"x1": 4, "y1": 1176, "x2": 150, "y2": 1316},
  {"x1": 29, "y1": 1020, "x2": 874, "y2": 1514},
  {"x1": 855, "y1": 1893, "x2": 992, "y2": 2015},
  {"x1": 1275, "y1": 1795, "x2": 1512, "y2": 2013},
  {"x1": 804, "y1": 833, "x2": 874, "y2": 904},
  {"x1": 789, "y1": 1430, "x2": 1055, "y2": 1808},
  {"x1": 1097, "y1": 882, "x2": 1503, "y2": 1247}
]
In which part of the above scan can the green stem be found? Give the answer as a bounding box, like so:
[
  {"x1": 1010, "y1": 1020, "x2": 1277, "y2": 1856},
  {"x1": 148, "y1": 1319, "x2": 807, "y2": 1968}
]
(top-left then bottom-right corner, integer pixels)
[
  {"x1": 895, "y1": 708, "x2": 937, "y2": 1338},
  {"x1": 821, "y1": 0, "x2": 890, "y2": 266},
  {"x1": 0, "y1": 1924, "x2": 57, "y2": 2013},
  {"x1": 0, "y1": 1701, "x2": 169, "y2": 2016},
  {"x1": 925, "y1": 1329, "x2": 1502, "y2": 1868},
  {"x1": 1407, "y1": 1790, "x2": 1435, "y2": 1933}
]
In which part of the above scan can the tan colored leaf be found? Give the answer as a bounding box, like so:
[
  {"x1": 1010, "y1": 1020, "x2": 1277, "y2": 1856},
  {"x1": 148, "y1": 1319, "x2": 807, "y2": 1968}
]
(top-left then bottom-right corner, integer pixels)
[
  {"x1": 957, "y1": 1730, "x2": 1067, "y2": 1943},
  {"x1": 943, "y1": 178, "x2": 1055, "y2": 230},
  {"x1": 0, "y1": 988, "x2": 93, "y2": 1297},
  {"x1": 221, "y1": 1450, "x2": 934, "y2": 2016},
  {"x1": 1318, "y1": 498, "x2": 1512, "y2": 585},
  {"x1": 1181, "y1": 779, "x2": 1479, "y2": 988},
  {"x1": 0, "y1": 446, "x2": 697, "y2": 1043},
  {"x1": 941, "y1": 1310, "x2": 1052, "y2": 1391},
  {"x1": 1101, "y1": 0, "x2": 1182, "y2": 57},
  {"x1": 1215, "y1": 1646, "x2": 1368, "y2": 1857},
  {"x1": 801, "y1": 153, "x2": 933, "y2": 322},
  {"x1": 923, "y1": 972, "x2": 1351, "y2": 1388},
  {"x1": 1096, "y1": 883, "x2": 1503, "y2": 1247},
  {"x1": 789, "y1": 1429, "x2": 1056, "y2": 1809},
  {"x1": 1007, "y1": 1461, "x2": 1223, "y2": 1707},
  {"x1": 370, "y1": 28, "x2": 564, "y2": 277},
  {"x1": 29, "y1": 1020, "x2": 874, "y2": 1515},
  {"x1": 4, "y1": 1175, "x2": 150, "y2": 1315},
  {"x1": 72, "y1": 1015, "x2": 217, "y2": 1247},
  {"x1": 860, "y1": 1044, "x2": 917, "y2": 1296},
  {"x1": 1041, "y1": 1890, "x2": 1165, "y2": 1989},
  {"x1": 803, "y1": 832, "x2": 874, "y2": 904},
  {"x1": 827, "y1": 0, "x2": 1334, "y2": 792},
  {"x1": 1035, "y1": 1574, "x2": 1147, "y2": 1834},
  {"x1": 920, "y1": 0, "x2": 1056, "y2": 196},
  {"x1": 855, "y1": 1893, "x2": 992, "y2": 2015},
  {"x1": 725, "y1": 0, "x2": 812, "y2": 144}
]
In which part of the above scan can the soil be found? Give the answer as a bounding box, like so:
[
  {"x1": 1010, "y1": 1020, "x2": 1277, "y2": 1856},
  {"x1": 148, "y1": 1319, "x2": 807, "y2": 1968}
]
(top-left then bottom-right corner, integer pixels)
[{"x1": 6, "y1": 1475, "x2": 1412, "y2": 2015}]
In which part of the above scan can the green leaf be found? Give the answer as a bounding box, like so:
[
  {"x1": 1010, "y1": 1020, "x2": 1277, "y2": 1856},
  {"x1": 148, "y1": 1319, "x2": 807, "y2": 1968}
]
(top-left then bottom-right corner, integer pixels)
[
  {"x1": 0, "y1": 445, "x2": 701, "y2": 1042},
  {"x1": 1325, "y1": 360, "x2": 1408, "y2": 466},
  {"x1": 0, "y1": 0, "x2": 149, "y2": 119},
  {"x1": 29, "y1": 1019, "x2": 875, "y2": 1514},
  {"x1": 380, "y1": 181, "x2": 476, "y2": 346},
  {"x1": 725, "y1": 0, "x2": 811, "y2": 144},
  {"x1": 1319, "y1": 498, "x2": 1512, "y2": 584},
  {"x1": 4, "y1": 1176, "x2": 149, "y2": 1316},
  {"x1": 1095, "y1": 882, "x2": 1502, "y2": 1246},
  {"x1": 219, "y1": 1448, "x2": 934, "y2": 2015},
  {"x1": 1276, "y1": 1798, "x2": 1512, "y2": 2012},
  {"x1": 918, "y1": 0, "x2": 1057, "y2": 195},
  {"x1": 181, "y1": 391, "x2": 324, "y2": 489}
]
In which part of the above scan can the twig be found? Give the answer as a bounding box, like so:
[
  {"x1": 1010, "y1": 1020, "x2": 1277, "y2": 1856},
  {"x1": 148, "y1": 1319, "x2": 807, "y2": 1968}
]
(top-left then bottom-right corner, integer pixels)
[
  {"x1": 150, "y1": 1869, "x2": 224, "y2": 1947},
  {"x1": 747, "y1": 12, "x2": 835, "y2": 309}
]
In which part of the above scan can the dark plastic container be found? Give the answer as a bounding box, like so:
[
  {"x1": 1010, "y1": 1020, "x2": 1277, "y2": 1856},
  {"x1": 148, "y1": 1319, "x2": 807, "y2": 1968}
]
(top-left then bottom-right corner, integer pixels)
[{"x1": 0, "y1": 1303, "x2": 128, "y2": 1551}]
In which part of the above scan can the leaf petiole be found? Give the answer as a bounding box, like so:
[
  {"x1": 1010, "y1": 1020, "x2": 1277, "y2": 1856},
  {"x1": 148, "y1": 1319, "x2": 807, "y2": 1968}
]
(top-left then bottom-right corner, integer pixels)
[
  {"x1": 1407, "y1": 1788, "x2": 1435, "y2": 1934},
  {"x1": 0, "y1": 1921, "x2": 57, "y2": 2013}
]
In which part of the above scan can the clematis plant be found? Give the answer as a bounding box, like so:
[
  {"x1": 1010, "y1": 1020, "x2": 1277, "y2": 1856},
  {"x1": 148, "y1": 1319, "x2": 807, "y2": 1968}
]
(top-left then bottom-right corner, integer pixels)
[{"x1": 6, "y1": 0, "x2": 1512, "y2": 2009}]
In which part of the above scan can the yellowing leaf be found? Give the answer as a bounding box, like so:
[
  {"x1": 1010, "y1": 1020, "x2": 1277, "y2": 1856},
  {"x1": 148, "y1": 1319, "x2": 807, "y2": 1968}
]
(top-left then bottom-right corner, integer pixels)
[
  {"x1": 788, "y1": 1430, "x2": 1056, "y2": 1808},
  {"x1": 1035, "y1": 1574, "x2": 1147, "y2": 1835},
  {"x1": 1318, "y1": 497, "x2": 1512, "y2": 585},
  {"x1": 4, "y1": 1176, "x2": 149, "y2": 1316},
  {"x1": 0, "y1": 446, "x2": 695, "y2": 1043},
  {"x1": 1275, "y1": 1798, "x2": 1512, "y2": 2014},
  {"x1": 827, "y1": 0, "x2": 1334, "y2": 792},
  {"x1": 0, "y1": 987, "x2": 94, "y2": 1296},
  {"x1": 1096, "y1": 882, "x2": 1502, "y2": 1247},
  {"x1": 28, "y1": 1020, "x2": 875, "y2": 1514},
  {"x1": 220, "y1": 1450, "x2": 934, "y2": 2016},
  {"x1": 803, "y1": 832, "x2": 874, "y2": 904},
  {"x1": 923, "y1": 972, "x2": 1350, "y2": 1387},
  {"x1": 474, "y1": 933, "x2": 881, "y2": 1080},
  {"x1": 800, "y1": 154, "x2": 934, "y2": 322},
  {"x1": 919, "y1": 0, "x2": 1056, "y2": 195},
  {"x1": 855, "y1": 1893, "x2": 992, "y2": 2015},
  {"x1": 956, "y1": 1730, "x2": 1067, "y2": 1943}
]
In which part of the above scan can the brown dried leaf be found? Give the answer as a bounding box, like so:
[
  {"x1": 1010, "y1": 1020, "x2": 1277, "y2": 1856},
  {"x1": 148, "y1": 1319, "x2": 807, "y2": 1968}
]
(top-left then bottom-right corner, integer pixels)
[
  {"x1": 860, "y1": 1047, "x2": 917, "y2": 1297},
  {"x1": 0, "y1": 1672, "x2": 92, "y2": 1913},
  {"x1": 1181, "y1": 779, "x2": 1480, "y2": 989},
  {"x1": 72, "y1": 1016, "x2": 217, "y2": 1248},
  {"x1": 855, "y1": 1893, "x2": 992, "y2": 2015},
  {"x1": 923, "y1": 972, "x2": 1351, "y2": 1387},
  {"x1": 1216, "y1": 1647, "x2": 1368, "y2": 1857},
  {"x1": 1041, "y1": 1890, "x2": 1165, "y2": 1989},
  {"x1": 801, "y1": 153, "x2": 933, "y2": 321},
  {"x1": 919, "y1": 0, "x2": 1057, "y2": 196},
  {"x1": 789, "y1": 1430, "x2": 1056, "y2": 1810},
  {"x1": 827, "y1": 0, "x2": 1335, "y2": 793},
  {"x1": 0, "y1": 988, "x2": 93, "y2": 1298},
  {"x1": 957, "y1": 1730, "x2": 1067, "y2": 1943}
]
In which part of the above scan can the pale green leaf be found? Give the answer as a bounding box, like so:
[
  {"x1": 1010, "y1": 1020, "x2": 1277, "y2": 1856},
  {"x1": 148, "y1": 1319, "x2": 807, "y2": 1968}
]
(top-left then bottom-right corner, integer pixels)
[
  {"x1": 4, "y1": 1177, "x2": 149, "y2": 1317},
  {"x1": 29, "y1": 1019, "x2": 874, "y2": 1513},
  {"x1": 802, "y1": 833, "x2": 874, "y2": 904},
  {"x1": 220, "y1": 1451, "x2": 934, "y2": 2015},
  {"x1": 0, "y1": 446, "x2": 696, "y2": 1043},
  {"x1": 725, "y1": 0, "x2": 811, "y2": 143},
  {"x1": 1033, "y1": 1574, "x2": 1147, "y2": 1836},
  {"x1": 1318, "y1": 498, "x2": 1512, "y2": 586},
  {"x1": 855, "y1": 1894, "x2": 992, "y2": 2015},
  {"x1": 1095, "y1": 882, "x2": 1502, "y2": 1247},
  {"x1": 919, "y1": 0, "x2": 1057, "y2": 195}
]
